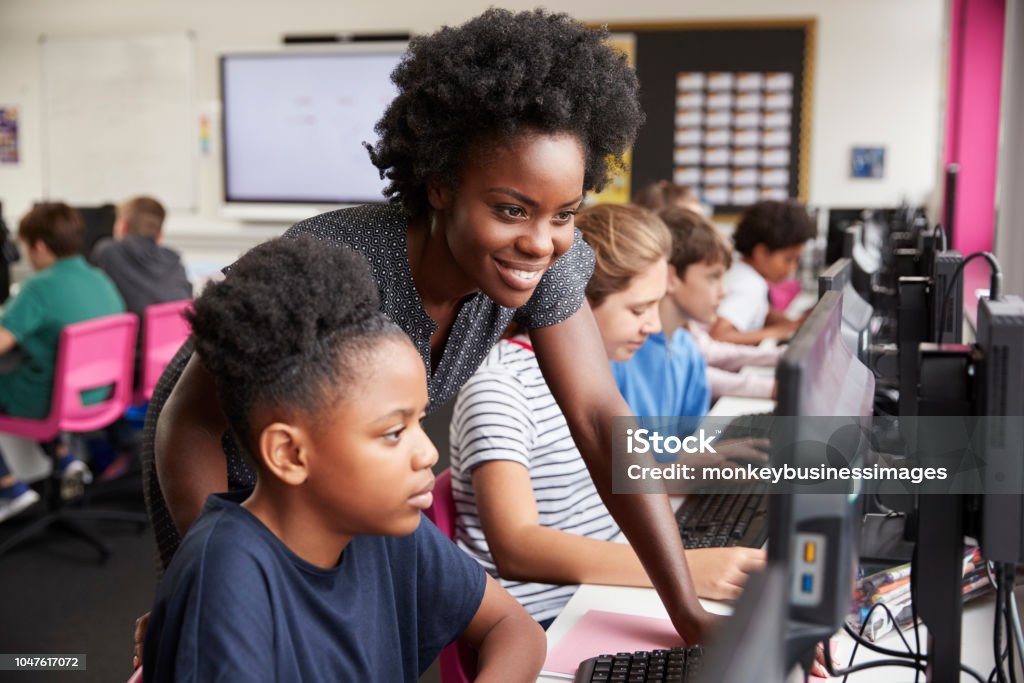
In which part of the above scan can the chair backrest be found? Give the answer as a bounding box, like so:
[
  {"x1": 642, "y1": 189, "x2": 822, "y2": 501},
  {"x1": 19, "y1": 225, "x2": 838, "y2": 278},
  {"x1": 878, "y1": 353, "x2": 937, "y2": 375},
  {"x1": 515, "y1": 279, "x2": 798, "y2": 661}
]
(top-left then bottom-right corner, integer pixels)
[
  {"x1": 0, "y1": 313, "x2": 140, "y2": 442},
  {"x1": 55, "y1": 313, "x2": 139, "y2": 433},
  {"x1": 424, "y1": 468, "x2": 474, "y2": 683},
  {"x1": 137, "y1": 299, "x2": 192, "y2": 403}
]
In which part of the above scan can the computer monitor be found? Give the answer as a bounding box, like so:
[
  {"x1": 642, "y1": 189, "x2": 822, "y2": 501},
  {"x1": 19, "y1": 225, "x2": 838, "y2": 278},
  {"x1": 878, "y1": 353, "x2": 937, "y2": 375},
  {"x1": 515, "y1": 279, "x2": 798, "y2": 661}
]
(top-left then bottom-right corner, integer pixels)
[
  {"x1": 773, "y1": 290, "x2": 875, "y2": 667},
  {"x1": 826, "y1": 208, "x2": 873, "y2": 265},
  {"x1": 776, "y1": 290, "x2": 875, "y2": 418},
  {"x1": 817, "y1": 257, "x2": 850, "y2": 297},
  {"x1": 697, "y1": 565, "x2": 787, "y2": 682},
  {"x1": 819, "y1": 258, "x2": 874, "y2": 360},
  {"x1": 929, "y1": 249, "x2": 963, "y2": 344},
  {"x1": 975, "y1": 295, "x2": 1024, "y2": 561},
  {"x1": 220, "y1": 46, "x2": 405, "y2": 205},
  {"x1": 74, "y1": 204, "x2": 116, "y2": 259},
  {"x1": 908, "y1": 293, "x2": 1024, "y2": 681}
]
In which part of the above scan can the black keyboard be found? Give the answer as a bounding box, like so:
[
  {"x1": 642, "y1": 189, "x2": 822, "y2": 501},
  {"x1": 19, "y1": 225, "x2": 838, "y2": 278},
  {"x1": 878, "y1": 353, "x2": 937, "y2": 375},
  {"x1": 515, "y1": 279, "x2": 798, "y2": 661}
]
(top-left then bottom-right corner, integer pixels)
[
  {"x1": 574, "y1": 647, "x2": 706, "y2": 682},
  {"x1": 676, "y1": 483, "x2": 769, "y2": 549}
]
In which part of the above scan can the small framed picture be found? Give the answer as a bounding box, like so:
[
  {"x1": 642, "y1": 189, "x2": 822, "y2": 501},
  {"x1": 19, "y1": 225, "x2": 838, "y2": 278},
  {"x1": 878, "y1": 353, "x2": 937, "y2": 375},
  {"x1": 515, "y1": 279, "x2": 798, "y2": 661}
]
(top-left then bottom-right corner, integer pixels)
[{"x1": 851, "y1": 146, "x2": 886, "y2": 178}]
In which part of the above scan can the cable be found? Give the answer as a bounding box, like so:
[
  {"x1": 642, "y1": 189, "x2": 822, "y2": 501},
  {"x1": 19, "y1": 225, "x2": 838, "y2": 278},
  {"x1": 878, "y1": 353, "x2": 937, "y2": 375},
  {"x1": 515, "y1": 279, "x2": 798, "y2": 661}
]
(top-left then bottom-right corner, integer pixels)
[
  {"x1": 1010, "y1": 577, "x2": 1024, "y2": 670},
  {"x1": 938, "y1": 251, "x2": 1003, "y2": 345},
  {"x1": 843, "y1": 602, "x2": 918, "y2": 660},
  {"x1": 840, "y1": 594, "x2": 986, "y2": 682},
  {"x1": 840, "y1": 602, "x2": 920, "y2": 682},
  {"x1": 935, "y1": 223, "x2": 948, "y2": 253},
  {"x1": 997, "y1": 564, "x2": 1008, "y2": 683},
  {"x1": 912, "y1": 544, "x2": 922, "y2": 683},
  {"x1": 988, "y1": 562, "x2": 1010, "y2": 683},
  {"x1": 1005, "y1": 564, "x2": 1018, "y2": 683}
]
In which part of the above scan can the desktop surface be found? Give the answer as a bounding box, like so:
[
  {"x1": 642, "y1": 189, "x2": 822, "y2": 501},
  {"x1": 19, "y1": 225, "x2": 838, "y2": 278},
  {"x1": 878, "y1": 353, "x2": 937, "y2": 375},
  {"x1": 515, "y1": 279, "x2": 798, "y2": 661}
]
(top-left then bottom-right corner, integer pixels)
[{"x1": 538, "y1": 580, "x2": 1023, "y2": 682}]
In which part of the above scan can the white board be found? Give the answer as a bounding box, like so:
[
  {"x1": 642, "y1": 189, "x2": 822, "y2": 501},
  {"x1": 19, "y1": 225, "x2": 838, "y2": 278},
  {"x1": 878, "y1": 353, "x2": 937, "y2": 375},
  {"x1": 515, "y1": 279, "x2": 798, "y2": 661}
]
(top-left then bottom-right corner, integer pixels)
[{"x1": 41, "y1": 32, "x2": 196, "y2": 210}]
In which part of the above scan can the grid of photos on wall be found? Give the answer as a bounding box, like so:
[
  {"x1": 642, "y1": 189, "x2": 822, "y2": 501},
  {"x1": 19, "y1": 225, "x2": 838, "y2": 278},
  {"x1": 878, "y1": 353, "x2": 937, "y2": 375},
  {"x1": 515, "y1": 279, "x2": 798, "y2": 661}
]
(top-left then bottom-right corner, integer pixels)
[{"x1": 673, "y1": 71, "x2": 795, "y2": 210}]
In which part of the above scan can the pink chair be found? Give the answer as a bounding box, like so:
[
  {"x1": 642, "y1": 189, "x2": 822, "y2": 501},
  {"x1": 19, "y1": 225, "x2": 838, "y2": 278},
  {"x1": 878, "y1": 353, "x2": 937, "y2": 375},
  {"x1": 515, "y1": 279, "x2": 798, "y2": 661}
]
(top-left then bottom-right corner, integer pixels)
[
  {"x1": 0, "y1": 313, "x2": 146, "y2": 560},
  {"x1": 768, "y1": 278, "x2": 802, "y2": 312},
  {"x1": 425, "y1": 468, "x2": 476, "y2": 683},
  {"x1": 135, "y1": 299, "x2": 192, "y2": 405}
]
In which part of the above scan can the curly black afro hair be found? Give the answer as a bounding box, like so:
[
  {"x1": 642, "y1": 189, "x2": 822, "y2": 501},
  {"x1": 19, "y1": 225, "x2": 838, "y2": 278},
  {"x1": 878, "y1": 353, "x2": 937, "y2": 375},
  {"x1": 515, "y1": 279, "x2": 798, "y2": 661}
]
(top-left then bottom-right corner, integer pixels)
[
  {"x1": 733, "y1": 200, "x2": 817, "y2": 256},
  {"x1": 366, "y1": 8, "x2": 644, "y2": 217},
  {"x1": 187, "y1": 235, "x2": 403, "y2": 452}
]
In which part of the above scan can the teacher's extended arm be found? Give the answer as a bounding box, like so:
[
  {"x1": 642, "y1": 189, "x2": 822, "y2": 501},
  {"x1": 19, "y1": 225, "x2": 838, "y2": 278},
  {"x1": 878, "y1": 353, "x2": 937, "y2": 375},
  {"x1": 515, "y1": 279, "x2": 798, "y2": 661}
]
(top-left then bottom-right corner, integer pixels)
[
  {"x1": 155, "y1": 351, "x2": 230, "y2": 537},
  {"x1": 531, "y1": 302, "x2": 718, "y2": 644}
]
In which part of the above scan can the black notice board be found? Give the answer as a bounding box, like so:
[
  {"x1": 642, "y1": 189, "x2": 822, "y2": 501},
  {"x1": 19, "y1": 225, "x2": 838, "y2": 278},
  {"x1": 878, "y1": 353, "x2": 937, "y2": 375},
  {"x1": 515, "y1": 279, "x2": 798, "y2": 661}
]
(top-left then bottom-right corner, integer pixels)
[{"x1": 606, "y1": 20, "x2": 815, "y2": 216}]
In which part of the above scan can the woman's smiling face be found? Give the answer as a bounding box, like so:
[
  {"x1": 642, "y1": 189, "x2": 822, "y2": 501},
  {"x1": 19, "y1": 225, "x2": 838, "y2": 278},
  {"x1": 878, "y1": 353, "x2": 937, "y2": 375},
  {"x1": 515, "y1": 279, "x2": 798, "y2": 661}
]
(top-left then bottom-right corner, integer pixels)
[{"x1": 428, "y1": 131, "x2": 586, "y2": 309}]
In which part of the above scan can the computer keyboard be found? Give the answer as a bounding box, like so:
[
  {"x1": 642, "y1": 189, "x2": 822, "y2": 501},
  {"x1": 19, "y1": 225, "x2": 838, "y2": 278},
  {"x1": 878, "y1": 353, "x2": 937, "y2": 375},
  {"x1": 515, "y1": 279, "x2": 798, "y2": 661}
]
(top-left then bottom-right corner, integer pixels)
[
  {"x1": 574, "y1": 647, "x2": 706, "y2": 682},
  {"x1": 676, "y1": 483, "x2": 769, "y2": 549}
]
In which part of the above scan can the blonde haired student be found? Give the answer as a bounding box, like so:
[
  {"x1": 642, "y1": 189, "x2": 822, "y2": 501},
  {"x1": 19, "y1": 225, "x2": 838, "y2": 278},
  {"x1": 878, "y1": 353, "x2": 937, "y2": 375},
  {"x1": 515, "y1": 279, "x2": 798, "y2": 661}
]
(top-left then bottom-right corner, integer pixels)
[{"x1": 449, "y1": 204, "x2": 764, "y2": 628}]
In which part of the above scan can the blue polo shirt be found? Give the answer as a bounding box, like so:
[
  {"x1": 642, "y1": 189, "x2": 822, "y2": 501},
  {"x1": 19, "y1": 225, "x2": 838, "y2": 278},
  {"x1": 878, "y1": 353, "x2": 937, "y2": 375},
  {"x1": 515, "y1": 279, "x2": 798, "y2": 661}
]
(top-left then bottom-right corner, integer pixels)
[
  {"x1": 611, "y1": 328, "x2": 711, "y2": 449},
  {"x1": 144, "y1": 491, "x2": 487, "y2": 683}
]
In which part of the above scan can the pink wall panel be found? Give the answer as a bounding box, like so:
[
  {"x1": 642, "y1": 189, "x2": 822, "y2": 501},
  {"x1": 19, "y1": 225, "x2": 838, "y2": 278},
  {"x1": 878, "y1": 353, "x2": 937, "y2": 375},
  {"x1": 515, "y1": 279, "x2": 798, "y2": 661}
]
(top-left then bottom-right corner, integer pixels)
[{"x1": 944, "y1": 0, "x2": 1006, "y2": 255}]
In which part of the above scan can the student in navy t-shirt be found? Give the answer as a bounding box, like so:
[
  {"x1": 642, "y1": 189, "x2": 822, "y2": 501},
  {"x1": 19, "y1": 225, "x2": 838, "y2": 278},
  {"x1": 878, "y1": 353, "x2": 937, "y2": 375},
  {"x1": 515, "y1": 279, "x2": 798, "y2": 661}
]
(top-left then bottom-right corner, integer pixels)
[{"x1": 142, "y1": 236, "x2": 544, "y2": 682}]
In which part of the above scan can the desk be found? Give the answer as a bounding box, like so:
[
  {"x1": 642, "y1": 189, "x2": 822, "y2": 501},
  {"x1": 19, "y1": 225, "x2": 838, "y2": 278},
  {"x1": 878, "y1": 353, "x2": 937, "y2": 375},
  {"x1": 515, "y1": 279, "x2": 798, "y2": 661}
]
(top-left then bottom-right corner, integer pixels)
[{"x1": 540, "y1": 578, "x2": 1023, "y2": 681}]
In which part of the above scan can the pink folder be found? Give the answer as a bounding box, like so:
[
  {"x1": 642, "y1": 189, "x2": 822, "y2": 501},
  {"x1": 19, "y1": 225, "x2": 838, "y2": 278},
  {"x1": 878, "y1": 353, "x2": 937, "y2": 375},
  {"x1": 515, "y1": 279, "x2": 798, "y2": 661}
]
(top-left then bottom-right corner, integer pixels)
[{"x1": 542, "y1": 610, "x2": 684, "y2": 677}]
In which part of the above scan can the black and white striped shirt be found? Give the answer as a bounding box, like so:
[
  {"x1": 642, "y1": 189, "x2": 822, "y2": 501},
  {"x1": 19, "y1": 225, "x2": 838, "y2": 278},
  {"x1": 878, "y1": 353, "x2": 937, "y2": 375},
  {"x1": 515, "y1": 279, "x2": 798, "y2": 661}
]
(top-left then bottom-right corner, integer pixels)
[{"x1": 449, "y1": 337, "x2": 620, "y2": 622}]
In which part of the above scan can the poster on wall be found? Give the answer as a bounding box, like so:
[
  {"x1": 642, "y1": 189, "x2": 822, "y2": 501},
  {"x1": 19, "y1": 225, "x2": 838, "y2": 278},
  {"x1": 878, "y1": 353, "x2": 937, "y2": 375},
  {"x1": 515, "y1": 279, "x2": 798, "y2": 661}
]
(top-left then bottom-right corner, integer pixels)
[
  {"x1": 672, "y1": 70, "x2": 796, "y2": 211},
  {"x1": 0, "y1": 107, "x2": 19, "y2": 164}
]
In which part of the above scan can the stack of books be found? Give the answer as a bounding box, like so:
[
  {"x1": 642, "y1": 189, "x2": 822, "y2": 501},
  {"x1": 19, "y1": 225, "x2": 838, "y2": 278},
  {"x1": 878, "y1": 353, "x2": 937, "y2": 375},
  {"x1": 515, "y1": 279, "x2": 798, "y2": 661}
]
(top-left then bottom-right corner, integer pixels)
[{"x1": 847, "y1": 546, "x2": 991, "y2": 641}]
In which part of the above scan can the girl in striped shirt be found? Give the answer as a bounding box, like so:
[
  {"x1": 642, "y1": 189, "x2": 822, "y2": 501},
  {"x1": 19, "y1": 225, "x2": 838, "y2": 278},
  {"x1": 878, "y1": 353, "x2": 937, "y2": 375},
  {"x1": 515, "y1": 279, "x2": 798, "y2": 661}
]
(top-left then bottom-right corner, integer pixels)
[{"x1": 449, "y1": 204, "x2": 765, "y2": 628}]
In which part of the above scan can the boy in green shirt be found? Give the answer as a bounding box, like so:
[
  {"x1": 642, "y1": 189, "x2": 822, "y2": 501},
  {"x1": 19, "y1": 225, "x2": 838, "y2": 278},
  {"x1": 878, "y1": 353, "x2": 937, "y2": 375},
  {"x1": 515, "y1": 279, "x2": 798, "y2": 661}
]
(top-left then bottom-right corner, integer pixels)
[{"x1": 0, "y1": 202, "x2": 125, "y2": 522}]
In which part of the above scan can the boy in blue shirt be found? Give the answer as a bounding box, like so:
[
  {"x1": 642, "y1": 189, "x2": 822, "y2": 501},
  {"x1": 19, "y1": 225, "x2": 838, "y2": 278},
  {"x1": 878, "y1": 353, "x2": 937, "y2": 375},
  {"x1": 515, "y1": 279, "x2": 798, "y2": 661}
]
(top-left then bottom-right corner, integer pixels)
[{"x1": 142, "y1": 236, "x2": 544, "y2": 682}]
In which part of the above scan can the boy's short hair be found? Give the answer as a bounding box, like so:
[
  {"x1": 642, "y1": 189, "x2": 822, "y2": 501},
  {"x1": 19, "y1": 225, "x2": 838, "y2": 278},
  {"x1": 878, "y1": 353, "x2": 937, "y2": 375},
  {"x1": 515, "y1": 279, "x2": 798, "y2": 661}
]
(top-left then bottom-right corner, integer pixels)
[
  {"x1": 576, "y1": 203, "x2": 671, "y2": 307},
  {"x1": 18, "y1": 202, "x2": 84, "y2": 257},
  {"x1": 658, "y1": 207, "x2": 732, "y2": 274},
  {"x1": 632, "y1": 181, "x2": 698, "y2": 212},
  {"x1": 187, "y1": 236, "x2": 402, "y2": 457},
  {"x1": 732, "y1": 200, "x2": 816, "y2": 256},
  {"x1": 119, "y1": 196, "x2": 166, "y2": 238}
]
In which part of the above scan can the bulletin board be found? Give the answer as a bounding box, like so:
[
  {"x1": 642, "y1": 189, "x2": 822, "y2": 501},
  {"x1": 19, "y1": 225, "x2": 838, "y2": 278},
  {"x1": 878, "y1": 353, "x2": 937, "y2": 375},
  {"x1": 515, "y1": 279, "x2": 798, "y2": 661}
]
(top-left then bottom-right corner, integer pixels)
[
  {"x1": 40, "y1": 32, "x2": 197, "y2": 210},
  {"x1": 604, "y1": 20, "x2": 815, "y2": 215}
]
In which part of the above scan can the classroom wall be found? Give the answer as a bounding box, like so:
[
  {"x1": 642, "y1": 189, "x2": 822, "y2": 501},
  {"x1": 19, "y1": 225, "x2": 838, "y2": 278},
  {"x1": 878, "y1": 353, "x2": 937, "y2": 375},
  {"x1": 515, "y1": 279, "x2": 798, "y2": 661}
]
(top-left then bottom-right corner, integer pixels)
[{"x1": 0, "y1": 0, "x2": 946, "y2": 270}]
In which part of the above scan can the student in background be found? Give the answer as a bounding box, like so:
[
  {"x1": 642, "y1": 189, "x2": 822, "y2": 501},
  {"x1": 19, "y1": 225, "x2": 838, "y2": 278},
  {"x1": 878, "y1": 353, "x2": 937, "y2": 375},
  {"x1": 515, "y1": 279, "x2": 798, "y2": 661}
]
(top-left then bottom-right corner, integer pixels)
[
  {"x1": 656, "y1": 207, "x2": 781, "y2": 400},
  {"x1": 0, "y1": 203, "x2": 125, "y2": 522},
  {"x1": 449, "y1": 204, "x2": 765, "y2": 628},
  {"x1": 607, "y1": 207, "x2": 710, "y2": 434},
  {"x1": 709, "y1": 200, "x2": 816, "y2": 345},
  {"x1": 91, "y1": 196, "x2": 192, "y2": 332},
  {"x1": 140, "y1": 9, "x2": 719, "y2": 659},
  {"x1": 632, "y1": 180, "x2": 705, "y2": 215},
  {"x1": 144, "y1": 236, "x2": 544, "y2": 682}
]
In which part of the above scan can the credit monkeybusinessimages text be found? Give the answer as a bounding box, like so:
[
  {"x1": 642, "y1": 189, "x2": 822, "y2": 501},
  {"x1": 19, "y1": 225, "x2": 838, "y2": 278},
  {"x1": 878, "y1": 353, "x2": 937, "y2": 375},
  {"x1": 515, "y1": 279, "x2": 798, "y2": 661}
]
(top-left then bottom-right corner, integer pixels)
[{"x1": 625, "y1": 462, "x2": 949, "y2": 484}]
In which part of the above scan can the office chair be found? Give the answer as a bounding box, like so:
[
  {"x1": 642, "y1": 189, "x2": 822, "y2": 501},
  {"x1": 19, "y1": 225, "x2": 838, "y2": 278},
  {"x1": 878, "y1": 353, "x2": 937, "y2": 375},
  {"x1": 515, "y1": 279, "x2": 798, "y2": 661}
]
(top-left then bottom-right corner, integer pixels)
[
  {"x1": 0, "y1": 313, "x2": 148, "y2": 561},
  {"x1": 424, "y1": 468, "x2": 476, "y2": 683},
  {"x1": 135, "y1": 299, "x2": 192, "y2": 405}
]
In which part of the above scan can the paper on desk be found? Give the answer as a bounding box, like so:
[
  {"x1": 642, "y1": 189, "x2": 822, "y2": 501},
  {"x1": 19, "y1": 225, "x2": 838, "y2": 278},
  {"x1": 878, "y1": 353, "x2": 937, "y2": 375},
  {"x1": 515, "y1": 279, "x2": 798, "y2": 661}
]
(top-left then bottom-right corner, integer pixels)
[{"x1": 542, "y1": 609, "x2": 683, "y2": 678}]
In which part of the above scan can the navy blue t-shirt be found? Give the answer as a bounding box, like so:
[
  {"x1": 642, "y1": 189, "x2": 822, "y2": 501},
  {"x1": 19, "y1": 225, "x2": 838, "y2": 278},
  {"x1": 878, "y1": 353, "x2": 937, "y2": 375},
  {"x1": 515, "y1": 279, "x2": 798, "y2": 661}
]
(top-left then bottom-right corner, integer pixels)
[{"x1": 143, "y1": 491, "x2": 487, "y2": 682}]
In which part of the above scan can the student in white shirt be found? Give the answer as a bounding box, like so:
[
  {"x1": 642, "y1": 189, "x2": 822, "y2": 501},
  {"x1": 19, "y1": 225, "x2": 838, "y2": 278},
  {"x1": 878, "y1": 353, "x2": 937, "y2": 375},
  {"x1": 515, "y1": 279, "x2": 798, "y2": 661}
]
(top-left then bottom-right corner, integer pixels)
[{"x1": 710, "y1": 200, "x2": 816, "y2": 345}]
